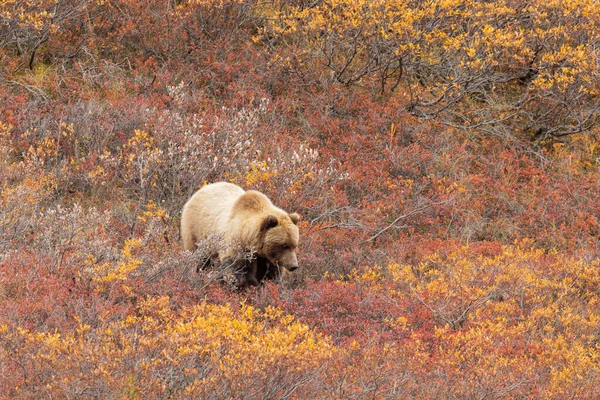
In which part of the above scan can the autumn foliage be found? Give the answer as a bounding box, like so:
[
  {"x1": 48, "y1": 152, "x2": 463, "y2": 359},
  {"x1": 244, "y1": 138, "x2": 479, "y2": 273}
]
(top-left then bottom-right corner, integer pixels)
[{"x1": 2, "y1": 0, "x2": 600, "y2": 398}]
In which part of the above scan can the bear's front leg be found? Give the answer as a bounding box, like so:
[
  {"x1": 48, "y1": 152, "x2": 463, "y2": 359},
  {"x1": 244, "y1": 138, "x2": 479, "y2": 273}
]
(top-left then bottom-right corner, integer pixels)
[
  {"x1": 221, "y1": 256, "x2": 259, "y2": 288},
  {"x1": 244, "y1": 258, "x2": 259, "y2": 287},
  {"x1": 255, "y1": 256, "x2": 280, "y2": 282}
]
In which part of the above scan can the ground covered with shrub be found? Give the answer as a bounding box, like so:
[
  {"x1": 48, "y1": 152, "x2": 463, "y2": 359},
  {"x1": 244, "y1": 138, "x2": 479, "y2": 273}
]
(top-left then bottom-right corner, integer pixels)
[{"x1": 2, "y1": 0, "x2": 600, "y2": 398}]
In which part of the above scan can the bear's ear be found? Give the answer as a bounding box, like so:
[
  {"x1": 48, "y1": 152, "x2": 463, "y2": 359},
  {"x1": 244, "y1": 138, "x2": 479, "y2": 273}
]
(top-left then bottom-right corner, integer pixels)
[
  {"x1": 261, "y1": 215, "x2": 279, "y2": 231},
  {"x1": 289, "y1": 213, "x2": 301, "y2": 225}
]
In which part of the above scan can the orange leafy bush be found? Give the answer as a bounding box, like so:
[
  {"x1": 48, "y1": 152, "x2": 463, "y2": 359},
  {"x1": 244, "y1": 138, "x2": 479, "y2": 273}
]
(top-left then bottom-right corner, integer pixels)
[
  {"x1": 266, "y1": 0, "x2": 600, "y2": 141},
  {"x1": 0, "y1": 297, "x2": 332, "y2": 398},
  {"x1": 2, "y1": 0, "x2": 600, "y2": 397}
]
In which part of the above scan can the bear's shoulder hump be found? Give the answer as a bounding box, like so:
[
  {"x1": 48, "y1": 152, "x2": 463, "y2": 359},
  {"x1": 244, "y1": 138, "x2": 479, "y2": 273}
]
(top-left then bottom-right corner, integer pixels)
[{"x1": 233, "y1": 190, "x2": 273, "y2": 213}]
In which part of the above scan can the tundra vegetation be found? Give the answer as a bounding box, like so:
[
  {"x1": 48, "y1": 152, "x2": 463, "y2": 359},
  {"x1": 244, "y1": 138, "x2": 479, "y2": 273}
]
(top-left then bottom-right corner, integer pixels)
[{"x1": 1, "y1": 0, "x2": 600, "y2": 397}]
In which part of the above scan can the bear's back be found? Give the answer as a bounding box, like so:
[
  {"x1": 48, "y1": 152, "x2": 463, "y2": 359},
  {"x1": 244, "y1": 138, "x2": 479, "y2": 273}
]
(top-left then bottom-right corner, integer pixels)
[{"x1": 181, "y1": 182, "x2": 246, "y2": 250}]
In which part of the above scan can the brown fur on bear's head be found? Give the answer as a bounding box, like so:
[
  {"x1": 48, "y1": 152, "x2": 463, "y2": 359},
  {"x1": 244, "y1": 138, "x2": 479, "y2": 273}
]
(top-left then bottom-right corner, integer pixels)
[
  {"x1": 259, "y1": 213, "x2": 300, "y2": 272},
  {"x1": 232, "y1": 190, "x2": 301, "y2": 272}
]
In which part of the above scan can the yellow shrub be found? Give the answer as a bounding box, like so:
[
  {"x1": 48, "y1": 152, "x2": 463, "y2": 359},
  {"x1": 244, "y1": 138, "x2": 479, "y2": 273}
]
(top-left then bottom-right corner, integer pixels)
[{"x1": 5, "y1": 298, "x2": 334, "y2": 397}]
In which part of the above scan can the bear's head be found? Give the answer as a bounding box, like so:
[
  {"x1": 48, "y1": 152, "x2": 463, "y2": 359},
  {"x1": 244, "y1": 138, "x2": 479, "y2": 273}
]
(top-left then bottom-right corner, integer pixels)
[{"x1": 259, "y1": 213, "x2": 301, "y2": 272}]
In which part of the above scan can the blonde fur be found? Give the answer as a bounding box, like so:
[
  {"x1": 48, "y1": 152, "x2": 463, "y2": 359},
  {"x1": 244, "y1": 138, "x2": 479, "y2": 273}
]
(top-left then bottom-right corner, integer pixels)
[
  {"x1": 180, "y1": 182, "x2": 245, "y2": 251},
  {"x1": 180, "y1": 182, "x2": 300, "y2": 281}
]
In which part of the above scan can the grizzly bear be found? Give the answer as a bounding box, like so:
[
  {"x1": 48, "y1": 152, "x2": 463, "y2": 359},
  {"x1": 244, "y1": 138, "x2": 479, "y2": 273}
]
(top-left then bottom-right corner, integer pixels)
[{"x1": 181, "y1": 182, "x2": 300, "y2": 287}]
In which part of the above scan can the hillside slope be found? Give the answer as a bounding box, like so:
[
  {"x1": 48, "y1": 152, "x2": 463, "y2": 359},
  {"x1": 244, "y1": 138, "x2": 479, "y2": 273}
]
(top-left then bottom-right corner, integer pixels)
[{"x1": 2, "y1": 0, "x2": 600, "y2": 397}]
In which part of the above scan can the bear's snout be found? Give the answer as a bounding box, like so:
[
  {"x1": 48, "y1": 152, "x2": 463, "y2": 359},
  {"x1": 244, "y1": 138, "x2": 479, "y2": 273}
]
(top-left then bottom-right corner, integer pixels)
[{"x1": 287, "y1": 264, "x2": 299, "y2": 272}]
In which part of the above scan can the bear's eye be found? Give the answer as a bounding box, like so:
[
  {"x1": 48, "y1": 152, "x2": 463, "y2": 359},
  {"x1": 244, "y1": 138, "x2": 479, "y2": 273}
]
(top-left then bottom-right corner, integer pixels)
[{"x1": 279, "y1": 244, "x2": 290, "y2": 252}]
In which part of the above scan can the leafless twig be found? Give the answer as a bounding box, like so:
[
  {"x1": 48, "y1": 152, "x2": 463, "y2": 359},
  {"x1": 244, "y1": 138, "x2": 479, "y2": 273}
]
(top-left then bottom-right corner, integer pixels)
[{"x1": 361, "y1": 200, "x2": 451, "y2": 244}]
